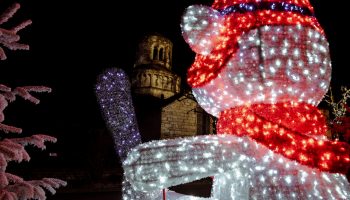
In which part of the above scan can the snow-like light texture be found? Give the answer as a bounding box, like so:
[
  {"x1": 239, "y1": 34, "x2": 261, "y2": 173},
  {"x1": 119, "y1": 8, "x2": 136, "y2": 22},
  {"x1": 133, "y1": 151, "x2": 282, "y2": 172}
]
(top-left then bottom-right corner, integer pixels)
[
  {"x1": 95, "y1": 68, "x2": 142, "y2": 162},
  {"x1": 1, "y1": 2, "x2": 66, "y2": 199},
  {"x1": 179, "y1": 0, "x2": 350, "y2": 174},
  {"x1": 184, "y1": 1, "x2": 323, "y2": 88},
  {"x1": 0, "y1": 177, "x2": 67, "y2": 200},
  {"x1": 0, "y1": 3, "x2": 32, "y2": 60},
  {"x1": 0, "y1": 85, "x2": 51, "y2": 133},
  {"x1": 192, "y1": 25, "x2": 331, "y2": 117},
  {"x1": 0, "y1": 85, "x2": 66, "y2": 199},
  {"x1": 181, "y1": 5, "x2": 224, "y2": 56},
  {"x1": 121, "y1": 0, "x2": 350, "y2": 199},
  {"x1": 124, "y1": 135, "x2": 350, "y2": 200}
]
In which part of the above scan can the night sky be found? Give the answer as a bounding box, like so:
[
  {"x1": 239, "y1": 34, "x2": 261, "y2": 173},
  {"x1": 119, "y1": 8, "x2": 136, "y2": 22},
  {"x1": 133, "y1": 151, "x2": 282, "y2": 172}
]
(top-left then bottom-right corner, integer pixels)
[{"x1": 1, "y1": 0, "x2": 349, "y2": 167}]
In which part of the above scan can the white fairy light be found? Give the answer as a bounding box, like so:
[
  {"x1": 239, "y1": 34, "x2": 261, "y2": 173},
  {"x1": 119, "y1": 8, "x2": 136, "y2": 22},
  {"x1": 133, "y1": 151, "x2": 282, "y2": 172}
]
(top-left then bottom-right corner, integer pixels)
[
  {"x1": 123, "y1": 135, "x2": 350, "y2": 199},
  {"x1": 180, "y1": 5, "x2": 224, "y2": 55},
  {"x1": 120, "y1": 1, "x2": 350, "y2": 199},
  {"x1": 192, "y1": 25, "x2": 331, "y2": 117}
]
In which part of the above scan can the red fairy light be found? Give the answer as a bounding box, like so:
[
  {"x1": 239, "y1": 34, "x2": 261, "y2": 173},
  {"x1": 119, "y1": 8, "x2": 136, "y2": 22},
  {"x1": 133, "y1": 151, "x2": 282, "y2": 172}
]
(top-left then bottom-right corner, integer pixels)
[
  {"x1": 188, "y1": 11, "x2": 322, "y2": 87},
  {"x1": 217, "y1": 102, "x2": 350, "y2": 174}
]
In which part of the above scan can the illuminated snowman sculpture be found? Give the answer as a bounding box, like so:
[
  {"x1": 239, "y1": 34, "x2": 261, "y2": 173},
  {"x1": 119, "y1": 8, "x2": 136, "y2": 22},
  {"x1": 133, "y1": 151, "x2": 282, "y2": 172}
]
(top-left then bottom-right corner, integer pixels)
[{"x1": 122, "y1": 0, "x2": 350, "y2": 199}]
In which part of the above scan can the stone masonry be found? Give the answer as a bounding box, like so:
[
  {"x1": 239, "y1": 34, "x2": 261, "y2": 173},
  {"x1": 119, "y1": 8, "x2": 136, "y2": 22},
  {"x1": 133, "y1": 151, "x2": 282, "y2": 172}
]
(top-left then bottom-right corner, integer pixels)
[{"x1": 161, "y1": 96, "x2": 198, "y2": 138}]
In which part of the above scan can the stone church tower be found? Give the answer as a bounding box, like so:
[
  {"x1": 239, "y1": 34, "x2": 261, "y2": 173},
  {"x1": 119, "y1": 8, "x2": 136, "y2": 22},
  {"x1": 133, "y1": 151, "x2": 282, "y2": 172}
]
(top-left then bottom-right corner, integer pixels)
[
  {"x1": 131, "y1": 34, "x2": 181, "y2": 99},
  {"x1": 131, "y1": 34, "x2": 215, "y2": 142}
]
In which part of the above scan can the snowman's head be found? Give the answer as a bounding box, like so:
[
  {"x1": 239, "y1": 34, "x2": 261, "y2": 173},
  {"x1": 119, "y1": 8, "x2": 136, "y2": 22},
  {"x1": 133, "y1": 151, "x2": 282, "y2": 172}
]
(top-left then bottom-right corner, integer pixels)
[{"x1": 181, "y1": 0, "x2": 331, "y2": 117}]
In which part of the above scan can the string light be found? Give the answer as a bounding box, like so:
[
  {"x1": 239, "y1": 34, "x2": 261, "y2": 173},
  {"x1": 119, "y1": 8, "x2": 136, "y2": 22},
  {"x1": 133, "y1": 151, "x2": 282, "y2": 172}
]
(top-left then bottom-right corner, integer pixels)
[
  {"x1": 183, "y1": 1, "x2": 323, "y2": 88},
  {"x1": 217, "y1": 102, "x2": 350, "y2": 173},
  {"x1": 121, "y1": 0, "x2": 350, "y2": 199},
  {"x1": 124, "y1": 135, "x2": 350, "y2": 199},
  {"x1": 96, "y1": 68, "x2": 166, "y2": 200},
  {"x1": 191, "y1": 24, "x2": 331, "y2": 117},
  {"x1": 95, "y1": 68, "x2": 141, "y2": 161}
]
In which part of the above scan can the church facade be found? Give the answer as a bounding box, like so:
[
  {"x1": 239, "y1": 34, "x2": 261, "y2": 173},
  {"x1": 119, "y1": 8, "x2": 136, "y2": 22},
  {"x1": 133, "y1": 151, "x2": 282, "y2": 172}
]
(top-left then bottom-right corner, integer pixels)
[{"x1": 131, "y1": 34, "x2": 216, "y2": 141}]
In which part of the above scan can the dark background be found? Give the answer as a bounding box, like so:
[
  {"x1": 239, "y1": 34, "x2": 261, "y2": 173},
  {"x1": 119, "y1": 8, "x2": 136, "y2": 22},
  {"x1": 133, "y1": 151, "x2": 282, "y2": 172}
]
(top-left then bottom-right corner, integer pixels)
[{"x1": 0, "y1": 0, "x2": 349, "y2": 193}]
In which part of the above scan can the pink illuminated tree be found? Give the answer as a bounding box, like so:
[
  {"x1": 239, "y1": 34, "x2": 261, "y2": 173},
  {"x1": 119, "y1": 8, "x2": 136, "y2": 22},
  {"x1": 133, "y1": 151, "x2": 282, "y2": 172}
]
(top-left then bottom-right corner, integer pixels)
[
  {"x1": 0, "y1": 3, "x2": 31, "y2": 60},
  {"x1": 0, "y1": 2, "x2": 66, "y2": 199}
]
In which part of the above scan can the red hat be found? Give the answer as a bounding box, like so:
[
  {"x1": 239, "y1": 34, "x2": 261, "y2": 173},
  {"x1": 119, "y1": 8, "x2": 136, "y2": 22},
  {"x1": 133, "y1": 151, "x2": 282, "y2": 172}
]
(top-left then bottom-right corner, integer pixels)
[{"x1": 183, "y1": 0, "x2": 323, "y2": 88}]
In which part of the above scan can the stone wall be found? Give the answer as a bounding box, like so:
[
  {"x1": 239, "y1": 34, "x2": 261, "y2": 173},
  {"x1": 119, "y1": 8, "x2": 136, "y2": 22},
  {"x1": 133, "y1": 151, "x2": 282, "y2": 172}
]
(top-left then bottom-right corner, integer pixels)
[
  {"x1": 196, "y1": 107, "x2": 216, "y2": 135},
  {"x1": 161, "y1": 96, "x2": 198, "y2": 138},
  {"x1": 132, "y1": 68, "x2": 181, "y2": 99}
]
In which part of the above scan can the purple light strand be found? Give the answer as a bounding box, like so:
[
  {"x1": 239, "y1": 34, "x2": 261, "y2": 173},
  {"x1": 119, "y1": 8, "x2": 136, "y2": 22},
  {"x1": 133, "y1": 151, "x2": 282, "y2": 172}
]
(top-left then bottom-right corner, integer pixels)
[
  {"x1": 95, "y1": 68, "x2": 141, "y2": 162},
  {"x1": 95, "y1": 68, "x2": 151, "y2": 199}
]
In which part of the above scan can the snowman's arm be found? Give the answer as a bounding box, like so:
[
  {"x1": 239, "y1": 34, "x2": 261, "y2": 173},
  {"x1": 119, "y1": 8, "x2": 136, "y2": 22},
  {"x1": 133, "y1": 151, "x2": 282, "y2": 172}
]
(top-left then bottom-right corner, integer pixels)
[{"x1": 123, "y1": 134, "x2": 258, "y2": 192}]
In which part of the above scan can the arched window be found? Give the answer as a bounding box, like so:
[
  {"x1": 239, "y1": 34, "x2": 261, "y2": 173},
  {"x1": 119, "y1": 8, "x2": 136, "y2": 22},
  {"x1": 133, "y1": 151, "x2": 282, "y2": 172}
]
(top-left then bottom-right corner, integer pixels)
[
  {"x1": 159, "y1": 48, "x2": 164, "y2": 61},
  {"x1": 153, "y1": 46, "x2": 158, "y2": 60}
]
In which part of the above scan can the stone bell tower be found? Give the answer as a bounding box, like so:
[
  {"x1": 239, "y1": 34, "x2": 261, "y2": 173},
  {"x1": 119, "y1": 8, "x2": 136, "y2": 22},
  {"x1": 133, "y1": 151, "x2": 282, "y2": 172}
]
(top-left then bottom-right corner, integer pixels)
[{"x1": 132, "y1": 34, "x2": 181, "y2": 99}]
